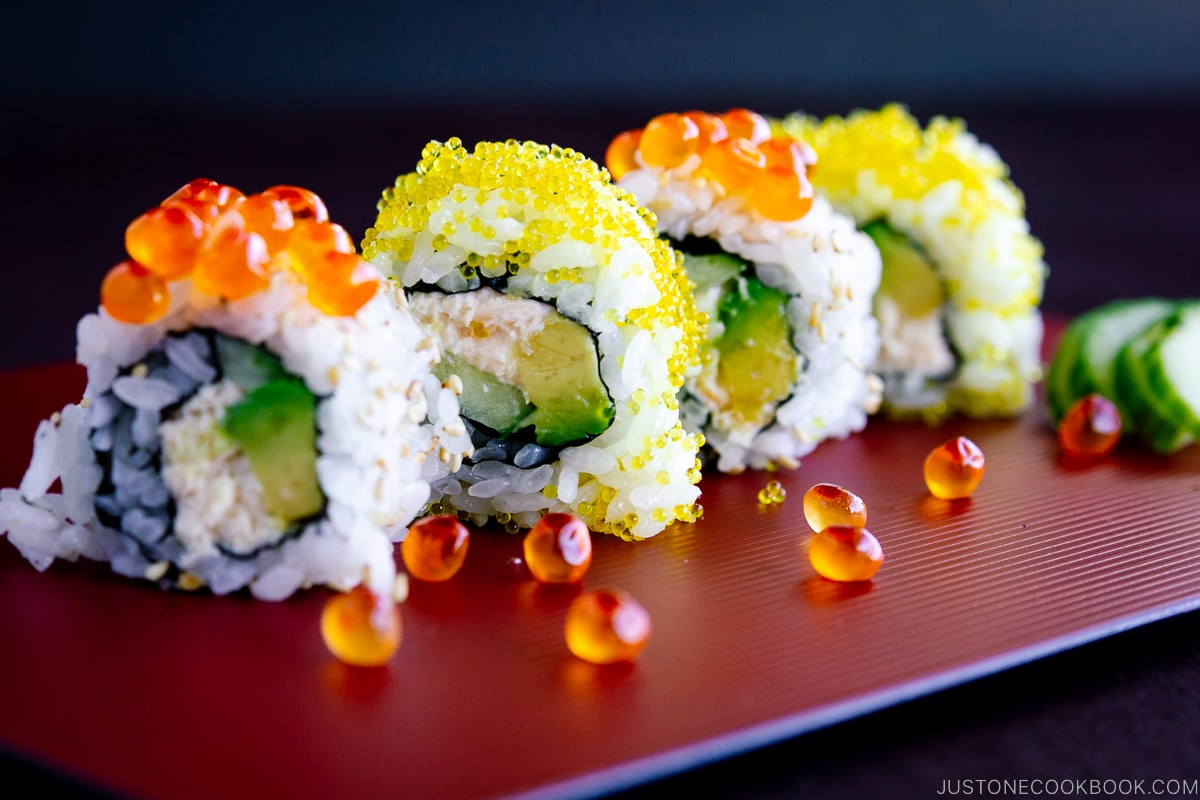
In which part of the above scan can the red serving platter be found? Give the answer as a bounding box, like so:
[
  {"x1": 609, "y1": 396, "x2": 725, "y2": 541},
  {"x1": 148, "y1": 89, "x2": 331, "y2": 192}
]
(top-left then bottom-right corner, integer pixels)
[{"x1": 1, "y1": 323, "x2": 1199, "y2": 800}]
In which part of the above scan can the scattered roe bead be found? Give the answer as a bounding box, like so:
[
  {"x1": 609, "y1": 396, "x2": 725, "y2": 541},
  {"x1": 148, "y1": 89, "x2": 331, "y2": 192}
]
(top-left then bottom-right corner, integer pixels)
[
  {"x1": 807, "y1": 526, "x2": 884, "y2": 582},
  {"x1": 320, "y1": 585, "x2": 401, "y2": 667},
  {"x1": 124, "y1": 205, "x2": 205, "y2": 280},
  {"x1": 564, "y1": 588, "x2": 651, "y2": 665},
  {"x1": 1058, "y1": 394, "x2": 1122, "y2": 458},
  {"x1": 605, "y1": 129, "x2": 642, "y2": 180},
  {"x1": 523, "y1": 512, "x2": 593, "y2": 584},
  {"x1": 191, "y1": 225, "x2": 272, "y2": 301},
  {"x1": 401, "y1": 514, "x2": 470, "y2": 582},
  {"x1": 306, "y1": 252, "x2": 378, "y2": 316},
  {"x1": 638, "y1": 112, "x2": 700, "y2": 169},
  {"x1": 757, "y1": 479, "x2": 787, "y2": 505},
  {"x1": 802, "y1": 483, "x2": 867, "y2": 532},
  {"x1": 923, "y1": 436, "x2": 986, "y2": 499},
  {"x1": 100, "y1": 260, "x2": 170, "y2": 324}
]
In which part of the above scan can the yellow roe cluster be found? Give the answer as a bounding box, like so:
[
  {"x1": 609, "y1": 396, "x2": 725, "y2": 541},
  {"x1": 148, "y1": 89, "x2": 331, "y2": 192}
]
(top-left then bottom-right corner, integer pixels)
[
  {"x1": 101, "y1": 179, "x2": 378, "y2": 324},
  {"x1": 606, "y1": 109, "x2": 818, "y2": 222},
  {"x1": 363, "y1": 138, "x2": 705, "y2": 396}
]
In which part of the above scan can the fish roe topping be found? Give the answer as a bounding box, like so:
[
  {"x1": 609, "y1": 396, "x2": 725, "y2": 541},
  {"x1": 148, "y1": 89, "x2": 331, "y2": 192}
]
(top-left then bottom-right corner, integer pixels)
[
  {"x1": 609, "y1": 109, "x2": 815, "y2": 222},
  {"x1": 523, "y1": 512, "x2": 592, "y2": 584},
  {"x1": 924, "y1": 436, "x2": 986, "y2": 499},
  {"x1": 564, "y1": 588, "x2": 652, "y2": 664},
  {"x1": 320, "y1": 585, "x2": 402, "y2": 667},
  {"x1": 757, "y1": 479, "x2": 787, "y2": 505},
  {"x1": 802, "y1": 483, "x2": 867, "y2": 531},
  {"x1": 807, "y1": 525, "x2": 884, "y2": 582},
  {"x1": 1058, "y1": 394, "x2": 1122, "y2": 458},
  {"x1": 401, "y1": 514, "x2": 470, "y2": 582},
  {"x1": 100, "y1": 179, "x2": 378, "y2": 324}
]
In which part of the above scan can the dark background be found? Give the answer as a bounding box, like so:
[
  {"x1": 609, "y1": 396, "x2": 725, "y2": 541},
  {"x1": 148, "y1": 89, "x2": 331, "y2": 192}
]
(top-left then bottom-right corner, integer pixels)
[{"x1": 3, "y1": 1, "x2": 1200, "y2": 797}]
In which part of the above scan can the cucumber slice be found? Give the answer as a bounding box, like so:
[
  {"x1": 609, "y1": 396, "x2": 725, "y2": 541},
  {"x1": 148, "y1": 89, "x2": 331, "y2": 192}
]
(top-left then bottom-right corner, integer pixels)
[
  {"x1": 1141, "y1": 303, "x2": 1200, "y2": 437},
  {"x1": 1068, "y1": 298, "x2": 1176, "y2": 418},
  {"x1": 1114, "y1": 316, "x2": 1196, "y2": 454}
]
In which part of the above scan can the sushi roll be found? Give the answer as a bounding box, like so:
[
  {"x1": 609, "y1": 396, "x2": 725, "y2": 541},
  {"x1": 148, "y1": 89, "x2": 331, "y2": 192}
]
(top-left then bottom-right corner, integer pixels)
[
  {"x1": 607, "y1": 109, "x2": 884, "y2": 473},
  {"x1": 0, "y1": 179, "x2": 470, "y2": 600},
  {"x1": 775, "y1": 103, "x2": 1046, "y2": 420},
  {"x1": 363, "y1": 138, "x2": 706, "y2": 540}
]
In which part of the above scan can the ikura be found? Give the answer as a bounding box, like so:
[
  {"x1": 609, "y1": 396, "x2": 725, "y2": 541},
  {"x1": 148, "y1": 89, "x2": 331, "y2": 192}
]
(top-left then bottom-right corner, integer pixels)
[
  {"x1": 638, "y1": 112, "x2": 700, "y2": 169},
  {"x1": 190, "y1": 224, "x2": 272, "y2": 301},
  {"x1": 802, "y1": 483, "x2": 867, "y2": 532},
  {"x1": 306, "y1": 252, "x2": 379, "y2": 317},
  {"x1": 401, "y1": 514, "x2": 470, "y2": 581},
  {"x1": 124, "y1": 205, "x2": 205, "y2": 281},
  {"x1": 807, "y1": 525, "x2": 884, "y2": 582},
  {"x1": 605, "y1": 129, "x2": 642, "y2": 181},
  {"x1": 100, "y1": 260, "x2": 170, "y2": 324},
  {"x1": 1058, "y1": 394, "x2": 1122, "y2": 458},
  {"x1": 924, "y1": 436, "x2": 986, "y2": 499},
  {"x1": 523, "y1": 512, "x2": 592, "y2": 584},
  {"x1": 320, "y1": 585, "x2": 402, "y2": 667},
  {"x1": 564, "y1": 588, "x2": 651, "y2": 664}
]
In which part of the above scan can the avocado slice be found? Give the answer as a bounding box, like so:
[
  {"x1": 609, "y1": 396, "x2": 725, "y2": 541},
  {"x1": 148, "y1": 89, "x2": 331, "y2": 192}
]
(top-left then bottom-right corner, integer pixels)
[
  {"x1": 862, "y1": 220, "x2": 944, "y2": 317},
  {"x1": 711, "y1": 275, "x2": 800, "y2": 429},
  {"x1": 217, "y1": 338, "x2": 324, "y2": 530},
  {"x1": 514, "y1": 313, "x2": 615, "y2": 447}
]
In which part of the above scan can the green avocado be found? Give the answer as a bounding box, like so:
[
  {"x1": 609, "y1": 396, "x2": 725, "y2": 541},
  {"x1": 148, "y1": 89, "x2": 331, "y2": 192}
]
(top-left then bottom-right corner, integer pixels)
[
  {"x1": 863, "y1": 220, "x2": 944, "y2": 317},
  {"x1": 217, "y1": 338, "x2": 323, "y2": 528}
]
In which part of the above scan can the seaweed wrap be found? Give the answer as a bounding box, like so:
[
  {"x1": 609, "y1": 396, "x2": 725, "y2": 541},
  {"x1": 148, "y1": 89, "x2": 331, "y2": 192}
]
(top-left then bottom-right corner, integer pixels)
[
  {"x1": 607, "y1": 109, "x2": 883, "y2": 473},
  {"x1": 363, "y1": 138, "x2": 706, "y2": 540},
  {"x1": 776, "y1": 104, "x2": 1046, "y2": 420},
  {"x1": 0, "y1": 179, "x2": 470, "y2": 600}
]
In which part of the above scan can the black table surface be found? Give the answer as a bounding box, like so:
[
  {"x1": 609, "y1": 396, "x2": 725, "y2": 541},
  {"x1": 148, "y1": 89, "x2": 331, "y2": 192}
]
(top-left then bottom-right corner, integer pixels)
[{"x1": 2, "y1": 99, "x2": 1199, "y2": 798}]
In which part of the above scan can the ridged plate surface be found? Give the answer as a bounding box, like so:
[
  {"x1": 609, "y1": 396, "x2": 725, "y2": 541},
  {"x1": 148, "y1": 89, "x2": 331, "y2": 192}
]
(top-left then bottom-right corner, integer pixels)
[{"x1": 1, "y1": 330, "x2": 1199, "y2": 800}]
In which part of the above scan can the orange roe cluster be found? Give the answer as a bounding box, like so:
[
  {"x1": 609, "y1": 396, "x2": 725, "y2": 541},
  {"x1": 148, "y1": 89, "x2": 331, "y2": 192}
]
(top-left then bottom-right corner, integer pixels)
[
  {"x1": 101, "y1": 178, "x2": 378, "y2": 324},
  {"x1": 606, "y1": 109, "x2": 818, "y2": 222}
]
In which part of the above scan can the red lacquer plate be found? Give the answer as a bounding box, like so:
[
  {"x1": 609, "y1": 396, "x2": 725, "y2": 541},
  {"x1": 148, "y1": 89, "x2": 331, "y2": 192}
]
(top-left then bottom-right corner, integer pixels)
[{"x1": 1, "y1": 325, "x2": 1198, "y2": 800}]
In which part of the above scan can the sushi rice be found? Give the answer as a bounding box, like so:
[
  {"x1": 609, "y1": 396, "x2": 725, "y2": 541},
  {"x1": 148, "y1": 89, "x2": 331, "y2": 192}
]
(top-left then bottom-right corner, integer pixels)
[
  {"x1": 776, "y1": 104, "x2": 1046, "y2": 420},
  {"x1": 364, "y1": 138, "x2": 707, "y2": 540},
  {"x1": 614, "y1": 111, "x2": 884, "y2": 473},
  {"x1": 0, "y1": 182, "x2": 470, "y2": 600}
]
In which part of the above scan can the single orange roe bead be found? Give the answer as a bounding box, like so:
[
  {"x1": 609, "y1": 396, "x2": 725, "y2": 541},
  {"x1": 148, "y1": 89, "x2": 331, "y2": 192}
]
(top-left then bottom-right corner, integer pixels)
[
  {"x1": 320, "y1": 585, "x2": 402, "y2": 667},
  {"x1": 1058, "y1": 394, "x2": 1122, "y2": 458},
  {"x1": 191, "y1": 225, "x2": 272, "y2": 301},
  {"x1": 163, "y1": 178, "x2": 244, "y2": 221},
  {"x1": 100, "y1": 260, "x2": 170, "y2": 324},
  {"x1": 307, "y1": 252, "x2": 379, "y2": 316},
  {"x1": 638, "y1": 112, "x2": 700, "y2": 169},
  {"x1": 758, "y1": 136, "x2": 808, "y2": 173},
  {"x1": 807, "y1": 525, "x2": 884, "y2": 582},
  {"x1": 124, "y1": 205, "x2": 205, "y2": 281},
  {"x1": 236, "y1": 193, "x2": 294, "y2": 255},
  {"x1": 605, "y1": 129, "x2": 642, "y2": 180},
  {"x1": 721, "y1": 108, "x2": 771, "y2": 144},
  {"x1": 564, "y1": 588, "x2": 651, "y2": 665},
  {"x1": 523, "y1": 512, "x2": 592, "y2": 584},
  {"x1": 803, "y1": 483, "x2": 867, "y2": 532},
  {"x1": 288, "y1": 219, "x2": 356, "y2": 275},
  {"x1": 263, "y1": 185, "x2": 329, "y2": 223},
  {"x1": 401, "y1": 515, "x2": 470, "y2": 582},
  {"x1": 748, "y1": 165, "x2": 814, "y2": 221},
  {"x1": 924, "y1": 436, "x2": 986, "y2": 499},
  {"x1": 681, "y1": 110, "x2": 728, "y2": 152},
  {"x1": 699, "y1": 137, "x2": 767, "y2": 193}
]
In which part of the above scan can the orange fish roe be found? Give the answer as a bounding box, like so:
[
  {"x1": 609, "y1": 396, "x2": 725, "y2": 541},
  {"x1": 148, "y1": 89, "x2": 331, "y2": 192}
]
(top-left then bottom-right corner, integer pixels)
[
  {"x1": 523, "y1": 512, "x2": 592, "y2": 584},
  {"x1": 807, "y1": 525, "x2": 884, "y2": 582},
  {"x1": 1058, "y1": 394, "x2": 1122, "y2": 458},
  {"x1": 320, "y1": 585, "x2": 402, "y2": 667},
  {"x1": 802, "y1": 483, "x2": 867, "y2": 532},
  {"x1": 99, "y1": 179, "x2": 378, "y2": 323},
  {"x1": 924, "y1": 436, "x2": 986, "y2": 499},
  {"x1": 605, "y1": 129, "x2": 642, "y2": 181},
  {"x1": 611, "y1": 109, "x2": 815, "y2": 222},
  {"x1": 100, "y1": 260, "x2": 170, "y2": 324},
  {"x1": 564, "y1": 588, "x2": 652, "y2": 664},
  {"x1": 401, "y1": 514, "x2": 470, "y2": 582}
]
